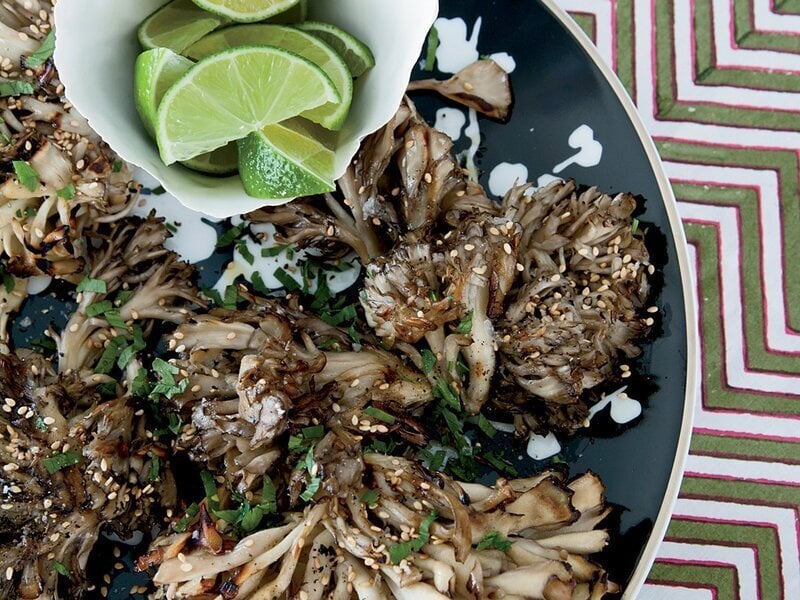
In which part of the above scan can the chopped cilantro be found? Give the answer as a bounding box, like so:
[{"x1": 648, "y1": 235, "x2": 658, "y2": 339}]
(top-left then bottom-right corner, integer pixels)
[
  {"x1": 300, "y1": 477, "x2": 320, "y2": 502},
  {"x1": 151, "y1": 185, "x2": 166, "y2": 195},
  {"x1": 0, "y1": 81, "x2": 34, "y2": 97},
  {"x1": 236, "y1": 239, "x2": 254, "y2": 265},
  {"x1": 433, "y1": 379, "x2": 461, "y2": 411},
  {"x1": 309, "y1": 273, "x2": 332, "y2": 311},
  {"x1": 52, "y1": 560, "x2": 71, "y2": 580},
  {"x1": 165, "y1": 222, "x2": 177, "y2": 234},
  {"x1": 96, "y1": 381, "x2": 117, "y2": 397},
  {"x1": 317, "y1": 337, "x2": 340, "y2": 351},
  {"x1": 288, "y1": 435, "x2": 305, "y2": 451},
  {"x1": 148, "y1": 454, "x2": 160, "y2": 482},
  {"x1": 57, "y1": 183, "x2": 76, "y2": 200},
  {"x1": 150, "y1": 358, "x2": 188, "y2": 399},
  {"x1": 421, "y1": 349, "x2": 437, "y2": 375},
  {"x1": 95, "y1": 336, "x2": 127, "y2": 374},
  {"x1": 483, "y1": 450, "x2": 518, "y2": 477},
  {"x1": 130, "y1": 369, "x2": 151, "y2": 397},
  {"x1": 117, "y1": 325, "x2": 145, "y2": 370},
  {"x1": 261, "y1": 245, "x2": 288, "y2": 257},
  {"x1": 423, "y1": 26, "x2": 439, "y2": 71},
  {"x1": 364, "y1": 406, "x2": 396, "y2": 425},
  {"x1": 389, "y1": 511, "x2": 438, "y2": 563},
  {"x1": 273, "y1": 267, "x2": 301, "y2": 292},
  {"x1": 43, "y1": 451, "x2": 82, "y2": 474},
  {"x1": 476, "y1": 414, "x2": 497, "y2": 439},
  {"x1": 631, "y1": 218, "x2": 640, "y2": 234},
  {"x1": 455, "y1": 310, "x2": 473, "y2": 334},
  {"x1": 347, "y1": 324, "x2": 361, "y2": 344},
  {"x1": 115, "y1": 290, "x2": 135, "y2": 305},
  {"x1": 302, "y1": 425, "x2": 325, "y2": 439},
  {"x1": 174, "y1": 503, "x2": 199, "y2": 533},
  {"x1": 0, "y1": 264, "x2": 15, "y2": 293},
  {"x1": 476, "y1": 531, "x2": 513, "y2": 552},
  {"x1": 76, "y1": 276, "x2": 107, "y2": 294},
  {"x1": 112, "y1": 161, "x2": 123, "y2": 173},
  {"x1": 85, "y1": 300, "x2": 113, "y2": 318},
  {"x1": 13, "y1": 160, "x2": 39, "y2": 192},
  {"x1": 361, "y1": 490, "x2": 380, "y2": 506},
  {"x1": 25, "y1": 30, "x2": 56, "y2": 68},
  {"x1": 250, "y1": 271, "x2": 270, "y2": 296},
  {"x1": 366, "y1": 438, "x2": 399, "y2": 455},
  {"x1": 201, "y1": 471, "x2": 219, "y2": 510},
  {"x1": 216, "y1": 223, "x2": 245, "y2": 248},
  {"x1": 34, "y1": 416, "x2": 47, "y2": 432}
]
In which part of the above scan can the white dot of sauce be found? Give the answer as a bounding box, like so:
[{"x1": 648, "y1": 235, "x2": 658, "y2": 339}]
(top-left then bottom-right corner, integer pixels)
[
  {"x1": 26, "y1": 275, "x2": 52, "y2": 296},
  {"x1": 434, "y1": 107, "x2": 467, "y2": 142},
  {"x1": 434, "y1": 17, "x2": 482, "y2": 74},
  {"x1": 526, "y1": 432, "x2": 561, "y2": 461},
  {"x1": 587, "y1": 387, "x2": 643, "y2": 425},
  {"x1": 488, "y1": 52, "x2": 516, "y2": 73},
  {"x1": 488, "y1": 162, "x2": 529, "y2": 197}
]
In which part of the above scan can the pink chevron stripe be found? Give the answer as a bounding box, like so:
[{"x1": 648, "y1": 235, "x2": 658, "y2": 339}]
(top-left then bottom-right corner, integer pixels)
[
  {"x1": 691, "y1": 448, "x2": 800, "y2": 466},
  {"x1": 692, "y1": 427, "x2": 800, "y2": 443}
]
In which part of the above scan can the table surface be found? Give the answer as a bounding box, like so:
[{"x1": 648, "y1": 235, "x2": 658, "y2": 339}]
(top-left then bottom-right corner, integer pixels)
[{"x1": 553, "y1": 0, "x2": 800, "y2": 597}]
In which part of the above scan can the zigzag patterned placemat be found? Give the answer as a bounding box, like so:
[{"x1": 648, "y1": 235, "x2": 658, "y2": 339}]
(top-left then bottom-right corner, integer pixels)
[{"x1": 555, "y1": 0, "x2": 800, "y2": 597}]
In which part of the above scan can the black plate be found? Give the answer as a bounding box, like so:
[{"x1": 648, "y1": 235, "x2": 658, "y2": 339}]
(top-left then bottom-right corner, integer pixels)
[{"x1": 13, "y1": 1, "x2": 692, "y2": 597}]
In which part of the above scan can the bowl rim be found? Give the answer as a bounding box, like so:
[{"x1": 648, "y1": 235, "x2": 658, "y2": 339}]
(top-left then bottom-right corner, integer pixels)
[{"x1": 536, "y1": 0, "x2": 699, "y2": 597}]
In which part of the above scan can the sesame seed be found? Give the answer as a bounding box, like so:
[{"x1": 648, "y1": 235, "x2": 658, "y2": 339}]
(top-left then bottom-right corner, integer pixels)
[
  {"x1": 130, "y1": 310, "x2": 139, "y2": 320},
  {"x1": 351, "y1": 379, "x2": 360, "y2": 387},
  {"x1": 489, "y1": 227, "x2": 500, "y2": 236},
  {"x1": 226, "y1": 332, "x2": 236, "y2": 340},
  {"x1": 424, "y1": 172, "x2": 433, "y2": 184},
  {"x1": 503, "y1": 243, "x2": 512, "y2": 255},
  {"x1": 351, "y1": 415, "x2": 359, "y2": 426},
  {"x1": 5, "y1": 567, "x2": 11, "y2": 580},
  {"x1": 645, "y1": 317, "x2": 655, "y2": 326},
  {"x1": 463, "y1": 81, "x2": 474, "y2": 91},
  {"x1": 180, "y1": 563, "x2": 193, "y2": 573},
  {"x1": 516, "y1": 263, "x2": 525, "y2": 272},
  {"x1": 550, "y1": 274, "x2": 561, "y2": 282},
  {"x1": 647, "y1": 306, "x2": 658, "y2": 313},
  {"x1": 464, "y1": 244, "x2": 475, "y2": 251},
  {"x1": 621, "y1": 371, "x2": 632, "y2": 378}
]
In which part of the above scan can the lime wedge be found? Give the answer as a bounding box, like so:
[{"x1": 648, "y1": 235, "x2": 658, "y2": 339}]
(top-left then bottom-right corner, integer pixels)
[
  {"x1": 134, "y1": 48, "x2": 237, "y2": 175},
  {"x1": 138, "y1": 0, "x2": 227, "y2": 53},
  {"x1": 237, "y1": 119, "x2": 335, "y2": 199},
  {"x1": 189, "y1": 0, "x2": 300, "y2": 23},
  {"x1": 296, "y1": 21, "x2": 375, "y2": 78},
  {"x1": 182, "y1": 142, "x2": 238, "y2": 175},
  {"x1": 134, "y1": 48, "x2": 193, "y2": 137},
  {"x1": 155, "y1": 46, "x2": 340, "y2": 165},
  {"x1": 185, "y1": 24, "x2": 353, "y2": 130}
]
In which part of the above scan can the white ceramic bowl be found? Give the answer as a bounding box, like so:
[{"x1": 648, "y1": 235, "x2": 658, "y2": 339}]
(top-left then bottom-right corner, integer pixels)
[{"x1": 54, "y1": 0, "x2": 437, "y2": 218}]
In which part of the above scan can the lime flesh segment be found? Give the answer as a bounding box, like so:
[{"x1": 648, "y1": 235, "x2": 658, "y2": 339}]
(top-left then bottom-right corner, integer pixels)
[
  {"x1": 134, "y1": 48, "x2": 193, "y2": 138},
  {"x1": 182, "y1": 142, "x2": 238, "y2": 175},
  {"x1": 185, "y1": 24, "x2": 353, "y2": 130},
  {"x1": 155, "y1": 46, "x2": 340, "y2": 165},
  {"x1": 237, "y1": 119, "x2": 335, "y2": 199},
  {"x1": 134, "y1": 48, "x2": 236, "y2": 174},
  {"x1": 189, "y1": 0, "x2": 300, "y2": 23},
  {"x1": 138, "y1": 0, "x2": 227, "y2": 53},
  {"x1": 296, "y1": 21, "x2": 375, "y2": 78}
]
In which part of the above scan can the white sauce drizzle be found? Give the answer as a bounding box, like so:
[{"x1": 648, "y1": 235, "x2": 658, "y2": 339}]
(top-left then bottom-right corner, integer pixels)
[
  {"x1": 460, "y1": 108, "x2": 481, "y2": 182},
  {"x1": 434, "y1": 17, "x2": 482, "y2": 74},
  {"x1": 132, "y1": 171, "x2": 221, "y2": 265},
  {"x1": 587, "y1": 386, "x2": 643, "y2": 425},
  {"x1": 488, "y1": 162, "x2": 528, "y2": 197},
  {"x1": 434, "y1": 107, "x2": 467, "y2": 142},
  {"x1": 213, "y1": 222, "x2": 361, "y2": 296},
  {"x1": 488, "y1": 52, "x2": 516, "y2": 73},
  {"x1": 526, "y1": 432, "x2": 561, "y2": 461},
  {"x1": 536, "y1": 173, "x2": 562, "y2": 188},
  {"x1": 26, "y1": 275, "x2": 52, "y2": 295},
  {"x1": 552, "y1": 124, "x2": 604, "y2": 174}
]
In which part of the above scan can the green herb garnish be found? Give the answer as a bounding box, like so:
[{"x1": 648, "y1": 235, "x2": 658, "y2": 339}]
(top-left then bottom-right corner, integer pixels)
[
  {"x1": 364, "y1": 406, "x2": 396, "y2": 425},
  {"x1": 43, "y1": 451, "x2": 82, "y2": 474},
  {"x1": 0, "y1": 81, "x2": 34, "y2": 97},
  {"x1": 76, "y1": 276, "x2": 107, "y2": 294},
  {"x1": 57, "y1": 183, "x2": 76, "y2": 200},
  {"x1": 361, "y1": 490, "x2": 380, "y2": 506},
  {"x1": 25, "y1": 30, "x2": 56, "y2": 68},
  {"x1": 174, "y1": 503, "x2": 199, "y2": 533},
  {"x1": 455, "y1": 310, "x2": 473, "y2": 334},
  {"x1": 12, "y1": 160, "x2": 39, "y2": 192},
  {"x1": 476, "y1": 530, "x2": 513, "y2": 552},
  {"x1": 421, "y1": 349, "x2": 437, "y2": 375}
]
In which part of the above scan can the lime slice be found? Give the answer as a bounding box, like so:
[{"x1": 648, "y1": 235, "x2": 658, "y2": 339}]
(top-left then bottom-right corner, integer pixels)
[
  {"x1": 189, "y1": 0, "x2": 300, "y2": 23},
  {"x1": 134, "y1": 48, "x2": 194, "y2": 137},
  {"x1": 265, "y1": 0, "x2": 307, "y2": 23},
  {"x1": 138, "y1": 0, "x2": 227, "y2": 53},
  {"x1": 296, "y1": 21, "x2": 375, "y2": 78},
  {"x1": 182, "y1": 142, "x2": 238, "y2": 175},
  {"x1": 134, "y1": 48, "x2": 237, "y2": 174},
  {"x1": 185, "y1": 25, "x2": 353, "y2": 130},
  {"x1": 155, "y1": 46, "x2": 340, "y2": 165},
  {"x1": 237, "y1": 119, "x2": 335, "y2": 199}
]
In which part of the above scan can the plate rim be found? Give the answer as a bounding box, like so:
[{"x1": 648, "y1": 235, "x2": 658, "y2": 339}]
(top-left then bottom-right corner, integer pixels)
[{"x1": 535, "y1": 0, "x2": 699, "y2": 596}]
